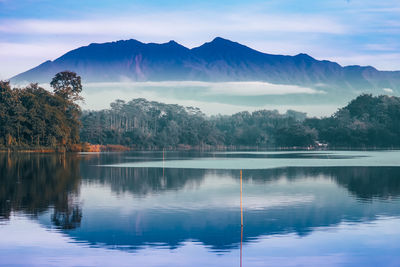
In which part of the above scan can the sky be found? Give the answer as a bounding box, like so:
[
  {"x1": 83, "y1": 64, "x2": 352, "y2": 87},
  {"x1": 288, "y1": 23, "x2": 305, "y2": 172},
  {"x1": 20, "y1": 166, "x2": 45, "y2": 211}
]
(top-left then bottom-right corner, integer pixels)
[{"x1": 1, "y1": 0, "x2": 400, "y2": 80}]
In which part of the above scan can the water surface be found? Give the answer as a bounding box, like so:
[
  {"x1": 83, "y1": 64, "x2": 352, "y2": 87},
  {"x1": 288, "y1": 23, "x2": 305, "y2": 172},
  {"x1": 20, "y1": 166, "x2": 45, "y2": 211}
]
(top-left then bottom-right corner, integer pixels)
[{"x1": 1, "y1": 151, "x2": 400, "y2": 266}]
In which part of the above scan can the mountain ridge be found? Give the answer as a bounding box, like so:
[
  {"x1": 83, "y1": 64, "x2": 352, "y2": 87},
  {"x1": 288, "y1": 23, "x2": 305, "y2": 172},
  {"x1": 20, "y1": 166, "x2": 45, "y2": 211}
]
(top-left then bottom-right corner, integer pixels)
[{"x1": 10, "y1": 37, "x2": 400, "y2": 94}]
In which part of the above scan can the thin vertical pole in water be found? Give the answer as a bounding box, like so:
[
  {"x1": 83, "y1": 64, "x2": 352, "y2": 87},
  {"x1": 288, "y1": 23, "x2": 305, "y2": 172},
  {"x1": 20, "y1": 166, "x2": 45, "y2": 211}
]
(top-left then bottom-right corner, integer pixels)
[
  {"x1": 240, "y1": 169, "x2": 243, "y2": 267},
  {"x1": 241, "y1": 224, "x2": 243, "y2": 267},
  {"x1": 240, "y1": 170, "x2": 243, "y2": 226},
  {"x1": 162, "y1": 148, "x2": 165, "y2": 177}
]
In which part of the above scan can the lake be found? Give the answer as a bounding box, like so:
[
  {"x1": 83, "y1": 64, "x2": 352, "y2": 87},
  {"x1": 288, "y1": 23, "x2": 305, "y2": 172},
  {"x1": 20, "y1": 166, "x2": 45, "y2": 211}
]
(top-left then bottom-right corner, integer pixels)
[{"x1": 1, "y1": 151, "x2": 400, "y2": 267}]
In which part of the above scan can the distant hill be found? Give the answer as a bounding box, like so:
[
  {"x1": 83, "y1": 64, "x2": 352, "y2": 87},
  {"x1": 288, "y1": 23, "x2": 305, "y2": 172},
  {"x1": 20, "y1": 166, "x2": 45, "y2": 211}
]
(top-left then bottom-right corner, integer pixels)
[{"x1": 10, "y1": 37, "x2": 400, "y2": 94}]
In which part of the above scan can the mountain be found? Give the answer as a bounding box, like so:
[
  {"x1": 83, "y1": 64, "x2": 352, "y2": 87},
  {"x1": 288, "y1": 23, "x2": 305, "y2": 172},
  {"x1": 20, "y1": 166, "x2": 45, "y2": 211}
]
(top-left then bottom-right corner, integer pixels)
[{"x1": 10, "y1": 37, "x2": 400, "y2": 94}]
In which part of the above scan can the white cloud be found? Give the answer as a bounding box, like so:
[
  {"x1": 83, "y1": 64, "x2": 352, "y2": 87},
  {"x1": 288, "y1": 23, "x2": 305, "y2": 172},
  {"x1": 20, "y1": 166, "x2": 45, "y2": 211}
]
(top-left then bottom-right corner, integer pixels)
[
  {"x1": 364, "y1": 43, "x2": 399, "y2": 52},
  {"x1": 81, "y1": 82, "x2": 337, "y2": 117},
  {"x1": 85, "y1": 81, "x2": 325, "y2": 95},
  {"x1": 0, "y1": 12, "x2": 347, "y2": 36},
  {"x1": 204, "y1": 81, "x2": 325, "y2": 95},
  {"x1": 0, "y1": 42, "x2": 79, "y2": 79},
  {"x1": 0, "y1": 42, "x2": 75, "y2": 58}
]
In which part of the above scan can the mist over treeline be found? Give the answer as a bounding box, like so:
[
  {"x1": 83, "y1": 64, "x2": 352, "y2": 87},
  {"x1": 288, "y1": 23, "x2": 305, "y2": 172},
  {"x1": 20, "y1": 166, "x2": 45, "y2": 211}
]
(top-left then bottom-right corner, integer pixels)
[{"x1": 2, "y1": 71, "x2": 400, "y2": 150}]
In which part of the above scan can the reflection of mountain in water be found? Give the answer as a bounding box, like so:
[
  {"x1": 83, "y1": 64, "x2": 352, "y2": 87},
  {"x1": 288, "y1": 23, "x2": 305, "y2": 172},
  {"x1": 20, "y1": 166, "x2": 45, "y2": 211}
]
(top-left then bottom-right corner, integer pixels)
[
  {"x1": 69, "y1": 163, "x2": 400, "y2": 251},
  {"x1": 2, "y1": 153, "x2": 400, "y2": 252}
]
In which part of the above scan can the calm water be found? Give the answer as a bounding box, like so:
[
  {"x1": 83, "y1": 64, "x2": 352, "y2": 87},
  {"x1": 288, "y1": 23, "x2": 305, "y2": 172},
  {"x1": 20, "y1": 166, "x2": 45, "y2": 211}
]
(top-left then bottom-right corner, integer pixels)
[{"x1": 1, "y1": 151, "x2": 400, "y2": 267}]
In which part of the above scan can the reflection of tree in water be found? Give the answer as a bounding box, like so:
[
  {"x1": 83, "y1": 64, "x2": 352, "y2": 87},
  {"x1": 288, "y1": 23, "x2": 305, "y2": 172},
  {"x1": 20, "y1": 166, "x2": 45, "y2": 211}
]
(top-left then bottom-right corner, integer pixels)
[
  {"x1": 81, "y1": 161, "x2": 207, "y2": 196},
  {"x1": 2, "y1": 152, "x2": 400, "y2": 252},
  {"x1": 328, "y1": 167, "x2": 400, "y2": 200},
  {"x1": 79, "y1": 154, "x2": 400, "y2": 200},
  {"x1": 240, "y1": 167, "x2": 400, "y2": 200},
  {"x1": 52, "y1": 205, "x2": 82, "y2": 230},
  {"x1": 0, "y1": 153, "x2": 82, "y2": 229}
]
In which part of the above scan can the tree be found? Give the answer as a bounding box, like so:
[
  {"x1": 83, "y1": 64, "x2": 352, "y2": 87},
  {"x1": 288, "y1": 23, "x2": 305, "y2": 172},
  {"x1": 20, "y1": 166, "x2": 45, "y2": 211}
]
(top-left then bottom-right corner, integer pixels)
[
  {"x1": 50, "y1": 71, "x2": 83, "y2": 102},
  {"x1": 0, "y1": 73, "x2": 83, "y2": 150},
  {"x1": 50, "y1": 71, "x2": 83, "y2": 146}
]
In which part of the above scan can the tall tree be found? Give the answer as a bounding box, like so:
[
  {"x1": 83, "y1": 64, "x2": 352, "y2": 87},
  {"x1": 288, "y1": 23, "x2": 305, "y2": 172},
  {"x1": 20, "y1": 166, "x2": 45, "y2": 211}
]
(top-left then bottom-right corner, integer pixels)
[
  {"x1": 50, "y1": 71, "x2": 84, "y2": 146},
  {"x1": 50, "y1": 71, "x2": 83, "y2": 102}
]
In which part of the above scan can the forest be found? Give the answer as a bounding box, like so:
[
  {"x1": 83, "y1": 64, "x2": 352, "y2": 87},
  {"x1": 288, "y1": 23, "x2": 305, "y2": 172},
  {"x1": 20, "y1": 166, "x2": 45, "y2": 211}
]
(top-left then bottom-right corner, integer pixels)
[
  {"x1": 1, "y1": 71, "x2": 400, "y2": 150},
  {"x1": 80, "y1": 94, "x2": 400, "y2": 149},
  {"x1": 80, "y1": 99, "x2": 311, "y2": 149},
  {"x1": 0, "y1": 72, "x2": 82, "y2": 151},
  {"x1": 306, "y1": 94, "x2": 400, "y2": 148}
]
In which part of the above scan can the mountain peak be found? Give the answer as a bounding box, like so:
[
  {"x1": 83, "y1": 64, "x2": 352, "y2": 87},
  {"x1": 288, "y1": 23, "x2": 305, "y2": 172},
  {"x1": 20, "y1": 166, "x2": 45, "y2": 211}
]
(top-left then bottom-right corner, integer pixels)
[
  {"x1": 163, "y1": 40, "x2": 184, "y2": 47},
  {"x1": 210, "y1": 37, "x2": 233, "y2": 43},
  {"x1": 295, "y1": 53, "x2": 314, "y2": 60},
  {"x1": 192, "y1": 37, "x2": 252, "y2": 53},
  {"x1": 207, "y1": 37, "x2": 243, "y2": 47}
]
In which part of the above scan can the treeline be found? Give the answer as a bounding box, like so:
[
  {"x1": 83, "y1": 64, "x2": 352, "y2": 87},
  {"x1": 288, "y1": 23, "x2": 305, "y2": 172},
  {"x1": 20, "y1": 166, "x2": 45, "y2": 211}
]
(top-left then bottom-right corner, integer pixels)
[
  {"x1": 0, "y1": 72, "x2": 82, "y2": 150},
  {"x1": 81, "y1": 94, "x2": 400, "y2": 149},
  {"x1": 2, "y1": 70, "x2": 399, "y2": 150},
  {"x1": 305, "y1": 94, "x2": 400, "y2": 148},
  {"x1": 80, "y1": 98, "x2": 311, "y2": 149}
]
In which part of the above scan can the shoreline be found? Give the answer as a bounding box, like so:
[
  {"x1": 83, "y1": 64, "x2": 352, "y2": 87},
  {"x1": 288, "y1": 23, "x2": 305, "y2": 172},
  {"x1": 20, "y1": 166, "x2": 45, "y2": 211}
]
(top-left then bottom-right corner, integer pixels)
[{"x1": 1, "y1": 145, "x2": 399, "y2": 153}]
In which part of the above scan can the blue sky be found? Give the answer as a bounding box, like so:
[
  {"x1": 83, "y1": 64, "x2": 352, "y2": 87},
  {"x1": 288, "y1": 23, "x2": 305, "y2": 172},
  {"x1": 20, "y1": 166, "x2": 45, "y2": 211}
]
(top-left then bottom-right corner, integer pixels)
[{"x1": 1, "y1": 0, "x2": 400, "y2": 79}]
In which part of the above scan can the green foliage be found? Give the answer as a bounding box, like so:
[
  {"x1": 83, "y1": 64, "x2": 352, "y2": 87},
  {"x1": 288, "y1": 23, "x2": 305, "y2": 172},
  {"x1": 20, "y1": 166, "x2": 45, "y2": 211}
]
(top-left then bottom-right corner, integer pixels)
[
  {"x1": 2, "y1": 75, "x2": 399, "y2": 150},
  {"x1": 50, "y1": 71, "x2": 83, "y2": 102},
  {"x1": 305, "y1": 94, "x2": 400, "y2": 148},
  {"x1": 0, "y1": 72, "x2": 82, "y2": 149},
  {"x1": 81, "y1": 94, "x2": 400, "y2": 149},
  {"x1": 80, "y1": 99, "x2": 311, "y2": 149}
]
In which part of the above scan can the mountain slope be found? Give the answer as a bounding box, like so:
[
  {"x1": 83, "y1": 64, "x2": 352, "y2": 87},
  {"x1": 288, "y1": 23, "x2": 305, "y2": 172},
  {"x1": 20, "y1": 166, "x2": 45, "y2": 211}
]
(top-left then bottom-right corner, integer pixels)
[{"x1": 10, "y1": 37, "x2": 400, "y2": 93}]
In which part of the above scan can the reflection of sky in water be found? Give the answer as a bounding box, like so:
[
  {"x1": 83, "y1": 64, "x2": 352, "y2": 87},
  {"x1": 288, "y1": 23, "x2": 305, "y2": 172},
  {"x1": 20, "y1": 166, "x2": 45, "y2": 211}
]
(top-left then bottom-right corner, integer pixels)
[
  {"x1": 103, "y1": 151, "x2": 400, "y2": 169},
  {"x1": 1, "y1": 215, "x2": 400, "y2": 267},
  {"x1": 1, "y1": 151, "x2": 400, "y2": 266},
  {"x1": 77, "y1": 175, "x2": 318, "y2": 211},
  {"x1": 79, "y1": 82, "x2": 342, "y2": 117}
]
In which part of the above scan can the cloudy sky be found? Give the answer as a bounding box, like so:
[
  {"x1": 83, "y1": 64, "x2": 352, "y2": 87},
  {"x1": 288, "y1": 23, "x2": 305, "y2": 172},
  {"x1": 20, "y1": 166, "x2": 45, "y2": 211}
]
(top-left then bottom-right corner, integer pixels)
[{"x1": 1, "y1": 0, "x2": 400, "y2": 80}]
